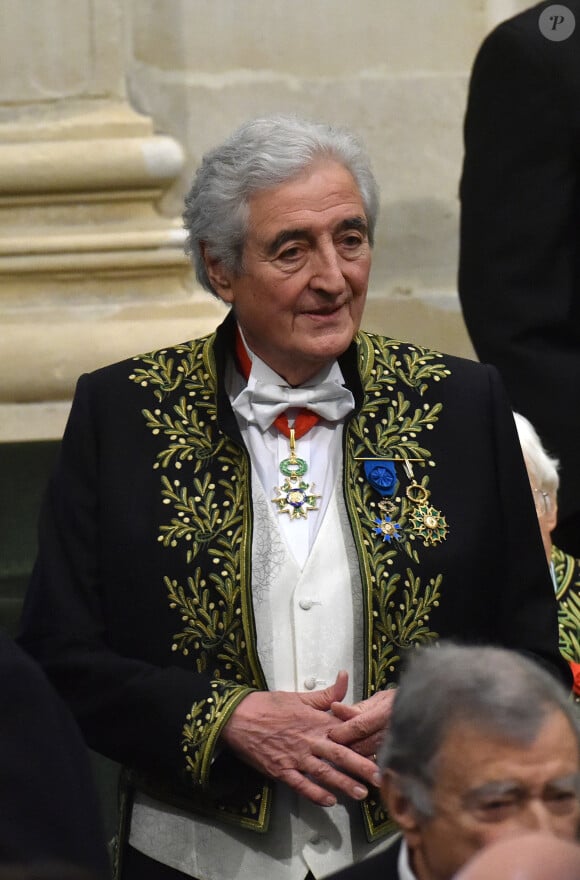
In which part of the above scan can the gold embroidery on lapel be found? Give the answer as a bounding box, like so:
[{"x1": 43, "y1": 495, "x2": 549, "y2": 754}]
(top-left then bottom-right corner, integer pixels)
[
  {"x1": 345, "y1": 333, "x2": 448, "y2": 839},
  {"x1": 129, "y1": 336, "x2": 269, "y2": 828}
]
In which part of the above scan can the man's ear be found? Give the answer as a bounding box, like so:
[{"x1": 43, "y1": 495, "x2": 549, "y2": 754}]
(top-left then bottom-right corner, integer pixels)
[
  {"x1": 546, "y1": 496, "x2": 558, "y2": 535},
  {"x1": 381, "y1": 770, "x2": 423, "y2": 846},
  {"x1": 200, "y1": 243, "x2": 234, "y2": 303}
]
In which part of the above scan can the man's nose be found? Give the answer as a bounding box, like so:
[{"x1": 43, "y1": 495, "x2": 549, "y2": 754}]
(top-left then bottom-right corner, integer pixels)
[
  {"x1": 309, "y1": 245, "x2": 346, "y2": 294},
  {"x1": 520, "y1": 799, "x2": 558, "y2": 833}
]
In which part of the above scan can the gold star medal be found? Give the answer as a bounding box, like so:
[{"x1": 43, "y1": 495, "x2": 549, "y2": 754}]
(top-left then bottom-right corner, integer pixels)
[
  {"x1": 406, "y1": 481, "x2": 448, "y2": 546},
  {"x1": 272, "y1": 427, "x2": 320, "y2": 519},
  {"x1": 402, "y1": 459, "x2": 448, "y2": 547}
]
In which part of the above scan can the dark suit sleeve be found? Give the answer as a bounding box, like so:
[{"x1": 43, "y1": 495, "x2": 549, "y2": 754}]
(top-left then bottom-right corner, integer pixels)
[
  {"x1": 458, "y1": 13, "x2": 580, "y2": 526},
  {"x1": 0, "y1": 632, "x2": 110, "y2": 875},
  {"x1": 17, "y1": 375, "x2": 250, "y2": 790}
]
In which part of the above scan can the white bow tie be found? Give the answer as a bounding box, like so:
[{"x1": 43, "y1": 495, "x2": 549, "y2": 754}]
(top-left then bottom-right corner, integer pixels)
[{"x1": 232, "y1": 380, "x2": 355, "y2": 432}]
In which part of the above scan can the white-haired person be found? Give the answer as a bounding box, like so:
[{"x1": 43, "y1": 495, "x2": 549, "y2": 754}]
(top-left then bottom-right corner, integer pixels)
[{"x1": 514, "y1": 412, "x2": 580, "y2": 697}]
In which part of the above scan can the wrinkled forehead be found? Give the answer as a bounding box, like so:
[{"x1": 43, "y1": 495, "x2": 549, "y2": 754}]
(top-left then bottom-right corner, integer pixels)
[
  {"x1": 432, "y1": 713, "x2": 579, "y2": 797},
  {"x1": 245, "y1": 162, "x2": 367, "y2": 243}
]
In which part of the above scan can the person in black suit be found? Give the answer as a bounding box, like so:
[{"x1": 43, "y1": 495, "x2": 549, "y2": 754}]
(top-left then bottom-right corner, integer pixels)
[
  {"x1": 0, "y1": 631, "x2": 110, "y2": 877},
  {"x1": 18, "y1": 114, "x2": 567, "y2": 880},
  {"x1": 459, "y1": 0, "x2": 580, "y2": 558},
  {"x1": 328, "y1": 642, "x2": 580, "y2": 880}
]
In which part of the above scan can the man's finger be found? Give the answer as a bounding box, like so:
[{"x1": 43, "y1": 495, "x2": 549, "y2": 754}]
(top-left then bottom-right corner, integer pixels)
[
  {"x1": 300, "y1": 669, "x2": 349, "y2": 710},
  {"x1": 330, "y1": 700, "x2": 360, "y2": 721},
  {"x1": 319, "y1": 738, "x2": 382, "y2": 789}
]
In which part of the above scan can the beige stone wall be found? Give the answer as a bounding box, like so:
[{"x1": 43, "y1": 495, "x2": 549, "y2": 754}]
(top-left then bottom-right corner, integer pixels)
[
  {"x1": 0, "y1": 0, "x2": 532, "y2": 440},
  {"x1": 0, "y1": 0, "x2": 225, "y2": 440}
]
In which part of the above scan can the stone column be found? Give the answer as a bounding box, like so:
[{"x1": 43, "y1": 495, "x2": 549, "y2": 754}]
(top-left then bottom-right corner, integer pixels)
[{"x1": 0, "y1": 0, "x2": 224, "y2": 441}]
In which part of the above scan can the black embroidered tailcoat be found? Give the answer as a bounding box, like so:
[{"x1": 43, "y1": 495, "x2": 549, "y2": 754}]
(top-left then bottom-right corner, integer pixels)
[{"x1": 19, "y1": 312, "x2": 567, "y2": 843}]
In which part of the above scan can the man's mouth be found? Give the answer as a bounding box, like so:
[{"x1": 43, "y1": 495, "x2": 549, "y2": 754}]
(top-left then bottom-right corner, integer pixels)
[{"x1": 301, "y1": 301, "x2": 347, "y2": 317}]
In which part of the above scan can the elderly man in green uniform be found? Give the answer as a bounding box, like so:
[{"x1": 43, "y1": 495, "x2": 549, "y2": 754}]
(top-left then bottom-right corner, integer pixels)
[
  {"x1": 19, "y1": 115, "x2": 567, "y2": 880},
  {"x1": 513, "y1": 412, "x2": 580, "y2": 697}
]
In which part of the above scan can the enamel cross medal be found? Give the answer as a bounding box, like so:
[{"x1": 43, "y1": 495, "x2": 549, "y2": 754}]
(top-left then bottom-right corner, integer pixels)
[
  {"x1": 403, "y1": 460, "x2": 448, "y2": 546},
  {"x1": 272, "y1": 427, "x2": 320, "y2": 519}
]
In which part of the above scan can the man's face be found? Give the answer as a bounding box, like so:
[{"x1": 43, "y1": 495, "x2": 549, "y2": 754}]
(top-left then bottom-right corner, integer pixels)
[
  {"x1": 523, "y1": 456, "x2": 558, "y2": 565},
  {"x1": 205, "y1": 160, "x2": 371, "y2": 386},
  {"x1": 383, "y1": 712, "x2": 580, "y2": 880}
]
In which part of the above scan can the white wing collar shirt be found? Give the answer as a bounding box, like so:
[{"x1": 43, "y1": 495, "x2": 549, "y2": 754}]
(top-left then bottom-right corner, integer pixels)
[
  {"x1": 399, "y1": 839, "x2": 418, "y2": 880},
  {"x1": 229, "y1": 329, "x2": 355, "y2": 568}
]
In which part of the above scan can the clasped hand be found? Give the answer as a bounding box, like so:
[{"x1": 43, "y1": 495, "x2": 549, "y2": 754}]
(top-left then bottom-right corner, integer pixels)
[{"x1": 221, "y1": 670, "x2": 396, "y2": 807}]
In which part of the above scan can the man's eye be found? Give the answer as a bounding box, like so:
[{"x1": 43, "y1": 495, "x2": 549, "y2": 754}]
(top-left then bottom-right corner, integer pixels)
[
  {"x1": 277, "y1": 246, "x2": 303, "y2": 262},
  {"x1": 545, "y1": 790, "x2": 578, "y2": 812},
  {"x1": 341, "y1": 234, "x2": 364, "y2": 248},
  {"x1": 474, "y1": 798, "x2": 518, "y2": 821},
  {"x1": 481, "y1": 798, "x2": 514, "y2": 810}
]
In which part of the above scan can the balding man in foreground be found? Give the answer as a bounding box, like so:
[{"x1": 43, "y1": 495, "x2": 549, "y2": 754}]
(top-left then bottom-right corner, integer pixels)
[
  {"x1": 454, "y1": 832, "x2": 580, "y2": 880},
  {"x1": 329, "y1": 642, "x2": 580, "y2": 880}
]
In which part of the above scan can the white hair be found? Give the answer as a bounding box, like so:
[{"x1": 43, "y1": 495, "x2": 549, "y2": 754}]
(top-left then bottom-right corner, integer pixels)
[
  {"x1": 183, "y1": 114, "x2": 380, "y2": 296},
  {"x1": 513, "y1": 412, "x2": 560, "y2": 503}
]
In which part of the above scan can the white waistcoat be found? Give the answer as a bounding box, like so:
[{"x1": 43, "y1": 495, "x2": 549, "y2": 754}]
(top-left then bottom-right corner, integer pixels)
[{"x1": 130, "y1": 472, "x2": 391, "y2": 879}]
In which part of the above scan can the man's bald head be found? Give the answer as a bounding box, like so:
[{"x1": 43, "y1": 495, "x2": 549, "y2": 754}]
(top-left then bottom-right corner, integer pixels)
[{"x1": 454, "y1": 833, "x2": 580, "y2": 880}]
